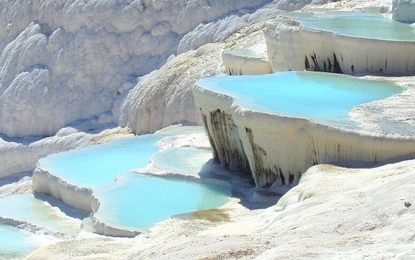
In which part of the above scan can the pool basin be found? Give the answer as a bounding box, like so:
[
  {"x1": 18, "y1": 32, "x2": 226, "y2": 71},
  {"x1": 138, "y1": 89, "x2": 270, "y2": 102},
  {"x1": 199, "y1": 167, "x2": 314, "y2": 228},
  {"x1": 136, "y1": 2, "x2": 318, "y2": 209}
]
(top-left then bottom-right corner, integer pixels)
[
  {"x1": 196, "y1": 71, "x2": 402, "y2": 127},
  {"x1": 91, "y1": 173, "x2": 230, "y2": 236}
]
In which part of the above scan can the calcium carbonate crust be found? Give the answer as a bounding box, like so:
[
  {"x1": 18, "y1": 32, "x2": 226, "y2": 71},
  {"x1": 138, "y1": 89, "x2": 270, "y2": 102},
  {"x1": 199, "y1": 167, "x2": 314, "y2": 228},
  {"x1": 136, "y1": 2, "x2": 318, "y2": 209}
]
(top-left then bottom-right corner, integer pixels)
[
  {"x1": 193, "y1": 82, "x2": 415, "y2": 187},
  {"x1": 0, "y1": 0, "x2": 271, "y2": 138}
]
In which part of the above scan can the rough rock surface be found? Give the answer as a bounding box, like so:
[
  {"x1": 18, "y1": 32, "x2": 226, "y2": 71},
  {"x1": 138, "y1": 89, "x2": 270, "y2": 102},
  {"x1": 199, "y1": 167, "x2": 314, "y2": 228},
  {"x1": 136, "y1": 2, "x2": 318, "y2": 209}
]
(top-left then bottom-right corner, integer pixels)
[
  {"x1": 264, "y1": 20, "x2": 415, "y2": 75},
  {"x1": 193, "y1": 76, "x2": 415, "y2": 187},
  {"x1": 5, "y1": 0, "x2": 415, "y2": 259},
  {"x1": 26, "y1": 158, "x2": 415, "y2": 260},
  {"x1": 0, "y1": 0, "x2": 271, "y2": 138},
  {"x1": 114, "y1": 43, "x2": 226, "y2": 134}
]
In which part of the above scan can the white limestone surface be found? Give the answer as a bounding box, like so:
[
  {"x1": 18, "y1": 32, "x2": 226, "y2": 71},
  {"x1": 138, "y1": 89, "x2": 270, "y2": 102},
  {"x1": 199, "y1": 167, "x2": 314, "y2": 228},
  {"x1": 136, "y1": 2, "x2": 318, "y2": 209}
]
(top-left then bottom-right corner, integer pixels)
[
  {"x1": 0, "y1": 133, "x2": 91, "y2": 179},
  {"x1": 0, "y1": 0, "x2": 270, "y2": 138},
  {"x1": 90, "y1": 210, "x2": 140, "y2": 238},
  {"x1": 114, "y1": 43, "x2": 226, "y2": 134},
  {"x1": 2, "y1": 0, "x2": 411, "y2": 258},
  {"x1": 264, "y1": 18, "x2": 415, "y2": 75},
  {"x1": 117, "y1": 17, "x2": 297, "y2": 136},
  {"x1": 32, "y1": 167, "x2": 94, "y2": 213},
  {"x1": 193, "y1": 77, "x2": 415, "y2": 188},
  {"x1": 0, "y1": 125, "x2": 131, "y2": 179},
  {"x1": 222, "y1": 48, "x2": 273, "y2": 75},
  {"x1": 24, "y1": 158, "x2": 415, "y2": 259}
]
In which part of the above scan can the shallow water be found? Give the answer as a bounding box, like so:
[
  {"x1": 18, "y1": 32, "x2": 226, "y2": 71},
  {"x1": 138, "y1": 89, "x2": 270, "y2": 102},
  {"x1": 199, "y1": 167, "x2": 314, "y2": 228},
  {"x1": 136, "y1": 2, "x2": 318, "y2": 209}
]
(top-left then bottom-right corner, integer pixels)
[
  {"x1": 38, "y1": 134, "x2": 166, "y2": 188},
  {"x1": 0, "y1": 224, "x2": 37, "y2": 259},
  {"x1": 0, "y1": 194, "x2": 81, "y2": 236},
  {"x1": 296, "y1": 14, "x2": 415, "y2": 41},
  {"x1": 35, "y1": 127, "x2": 229, "y2": 234},
  {"x1": 151, "y1": 147, "x2": 213, "y2": 175},
  {"x1": 93, "y1": 173, "x2": 230, "y2": 231},
  {"x1": 197, "y1": 71, "x2": 402, "y2": 127}
]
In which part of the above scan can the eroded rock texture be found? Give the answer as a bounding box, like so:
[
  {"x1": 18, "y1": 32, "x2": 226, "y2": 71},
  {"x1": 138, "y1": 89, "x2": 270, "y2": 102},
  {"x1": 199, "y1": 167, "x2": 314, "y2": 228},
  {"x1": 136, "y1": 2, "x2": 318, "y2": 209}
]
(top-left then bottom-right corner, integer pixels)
[
  {"x1": 264, "y1": 21, "x2": 415, "y2": 75},
  {"x1": 0, "y1": 0, "x2": 270, "y2": 137},
  {"x1": 193, "y1": 82, "x2": 415, "y2": 188}
]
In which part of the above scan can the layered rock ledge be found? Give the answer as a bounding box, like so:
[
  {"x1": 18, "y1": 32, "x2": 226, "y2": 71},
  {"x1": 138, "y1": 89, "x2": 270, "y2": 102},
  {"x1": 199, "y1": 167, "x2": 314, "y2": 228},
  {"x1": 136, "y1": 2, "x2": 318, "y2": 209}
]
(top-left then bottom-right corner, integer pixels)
[
  {"x1": 264, "y1": 18, "x2": 415, "y2": 75},
  {"x1": 222, "y1": 48, "x2": 272, "y2": 75},
  {"x1": 32, "y1": 168, "x2": 94, "y2": 212},
  {"x1": 193, "y1": 78, "x2": 415, "y2": 188}
]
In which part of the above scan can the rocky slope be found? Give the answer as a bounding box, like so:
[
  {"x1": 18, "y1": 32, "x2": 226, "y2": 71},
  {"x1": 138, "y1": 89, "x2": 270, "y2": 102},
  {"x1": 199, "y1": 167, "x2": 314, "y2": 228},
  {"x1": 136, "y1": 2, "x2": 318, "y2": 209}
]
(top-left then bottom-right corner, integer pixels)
[{"x1": 0, "y1": 0, "x2": 271, "y2": 138}]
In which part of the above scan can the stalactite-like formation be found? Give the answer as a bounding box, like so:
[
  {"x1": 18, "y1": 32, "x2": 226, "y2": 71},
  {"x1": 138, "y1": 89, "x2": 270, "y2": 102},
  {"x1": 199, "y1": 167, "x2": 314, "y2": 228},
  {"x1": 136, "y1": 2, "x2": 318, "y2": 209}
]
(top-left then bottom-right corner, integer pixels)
[
  {"x1": 193, "y1": 83, "x2": 415, "y2": 188},
  {"x1": 264, "y1": 21, "x2": 415, "y2": 75}
]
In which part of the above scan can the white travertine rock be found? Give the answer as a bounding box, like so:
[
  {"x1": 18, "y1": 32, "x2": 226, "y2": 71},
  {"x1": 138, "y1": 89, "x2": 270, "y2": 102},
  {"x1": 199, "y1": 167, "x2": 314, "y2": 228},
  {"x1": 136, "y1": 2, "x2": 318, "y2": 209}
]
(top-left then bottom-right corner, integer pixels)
[
  {"x1": 0, "y1": 1, "x2": 284, "y2": 178},
  {"x1": 115, "y1": 19, "x2": 288, "y2": 134},
  {"x1": 90, "y1": 213, "x2": 140, "y2": 238},
  {"x1": 0, "y1": 133, "x2": 92, "y2": 179},
  {"x1": 32, "y1": 167, "x2": 94, "y2": 212},
  {"x1": 0, "y1": 0, "x2": 270, "y2": 138},
  {"x1": 24, "y1": 157, "x2": 415, "y2": 259},
  {"x1": 0, "y1": 126, "x2": 131, "y2": 178},
  {"x1": 114, "y1": 43, "x2": 226, "y2": 134},
  {"x1": 222, "y1": 48, "x2": 273, "y2": 75},
  {"x1": 264, "y1": 20, "x2": 415, "y2": 75},
  {"x1": 273, "y1": 0, "x2": 341, "y2": 11},
  {"x1": 392, "y1": 0, "x2": 415, "y2": 22},
  {"x1": 193, "y1": 80, "x2": 415, "y2": 188}
]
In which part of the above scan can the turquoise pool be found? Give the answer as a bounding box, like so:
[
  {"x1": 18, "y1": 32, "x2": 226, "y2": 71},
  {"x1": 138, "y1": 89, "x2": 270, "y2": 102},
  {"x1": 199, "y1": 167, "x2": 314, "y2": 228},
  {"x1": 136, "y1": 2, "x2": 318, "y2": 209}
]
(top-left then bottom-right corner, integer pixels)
[
  {"x1": 0, "y1": 224, "x2": 37, "y2": 259},
  {"x1": 0, "y1": 194, "x2": 81, "y2": 235},
  {"x1": 35, "y1": 126, "x2": 230, "y2": 234},
  {"x1": 38, "y1": 134, "x2": 166, "y2": 188},
  {"x1": 93, "y1": 173, "x2": 230, "y2": 231},
  {"x1": 196, "y1": 71, "x2": 402, "y2": 126},
  {"x1": 296, "y1": 14, "x2": 415, "y2": 41}
]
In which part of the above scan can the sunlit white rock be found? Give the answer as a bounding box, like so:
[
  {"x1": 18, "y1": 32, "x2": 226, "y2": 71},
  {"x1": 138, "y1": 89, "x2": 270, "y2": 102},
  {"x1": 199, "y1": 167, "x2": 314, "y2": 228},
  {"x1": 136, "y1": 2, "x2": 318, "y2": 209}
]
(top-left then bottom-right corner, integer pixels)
[
  {"x1": 222, "y1": 48, "x2": 272, "y2": 75},
  {"x1": 0, "y1": 0, "x2": 270, "y2": 138},
  {"x1": 264, "y1": 15, "x2": 415, "y2": 75},
  {"x1": 193, "y1": 73, "x2": 415, "y2": 187}
]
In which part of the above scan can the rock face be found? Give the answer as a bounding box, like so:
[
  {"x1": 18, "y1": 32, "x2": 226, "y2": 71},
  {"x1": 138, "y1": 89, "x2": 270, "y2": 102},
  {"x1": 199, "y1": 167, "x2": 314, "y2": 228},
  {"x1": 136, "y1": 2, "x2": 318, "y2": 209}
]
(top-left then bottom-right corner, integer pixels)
[
  {"x1": 0, "y1": 0, "x2": 270, "y2": 138},
  {"x1": 264, "y1": 20, "x2": 415, "y2": 75},
  {"x1": 32, "y1": 166, "x2": 94, "y2": 212},
  {"x1": 222, "y1": 48, "x2": 273, "y2": 75},
  {"x1": 193, "y1": 81, "x2": 415, "y2": 188},
  {"x1": 392, "y1": 0, "x2": 415, "y2": 22},
  {"x1": 0, "y1": 0, "x2": 292, "y2": 177},
  {"x1": 114, "y1": 43, "x2": 225, "y2": 134}
]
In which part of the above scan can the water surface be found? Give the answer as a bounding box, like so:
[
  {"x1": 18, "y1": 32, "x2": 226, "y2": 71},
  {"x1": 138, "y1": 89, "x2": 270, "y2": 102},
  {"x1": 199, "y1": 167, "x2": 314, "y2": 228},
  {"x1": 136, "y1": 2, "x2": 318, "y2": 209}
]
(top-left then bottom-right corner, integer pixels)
[
  {"x1": 0, "y1": 224, "x2": 37, "y2": 259},
  {"x1": 0, "y1": 194, "x2": 81, "y2": 235},
  {"x1": 296, "y1": 14, "x2": 415, "y2": 41},
  {"x1": 196, "y1": 71, "x2": 402, "y2": 126},
  {"x1": 38, "y1": 134, "x2": 166, "y2": 188},
  {"x1": 93, "y1": 173, "x2": 230, "y2": 231}
]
